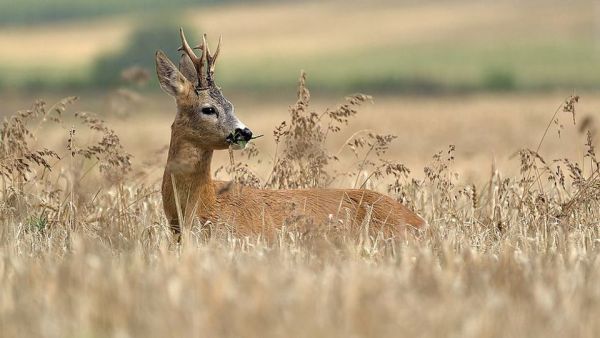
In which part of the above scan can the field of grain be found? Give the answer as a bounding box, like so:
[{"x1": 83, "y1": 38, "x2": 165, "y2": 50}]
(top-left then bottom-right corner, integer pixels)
[
  {"x1": 7, "y1": 89, "x2": 599, "y2": 182},
  {"x1": 0, "y1": 84, "x2": 599, "y2": 337},
  {"x1": 1, "y1": 1, "x2": 600, "y2": 337},
  {"x1": 0, "y1": 0, "x2": 598, "y2": 91}
]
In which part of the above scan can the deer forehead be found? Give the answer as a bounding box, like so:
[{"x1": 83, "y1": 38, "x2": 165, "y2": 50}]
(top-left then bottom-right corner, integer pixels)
[{"x1": 189, "y1": 88, "x2": 232, "y2": 110}]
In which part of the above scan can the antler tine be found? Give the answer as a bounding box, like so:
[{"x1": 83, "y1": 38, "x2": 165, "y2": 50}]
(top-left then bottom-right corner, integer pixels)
[
  {"x1": 209, "y1": 35, "x2": 222, "y2": 74},
  {"x1": 193, "y1": 34, "x2": 221, "y2": 82},
  {"x1": 195, "y1": 34, "x2": 221, "y2": 75},
  {"x1": 193, "y1": 35, "x2": 211, "y2": 65},
  {"x1": 201, "y1": 34, "x2": 210, "y2": 64},
  {"x1": 178, "y1": 28, "x2": 200, "y2": 64}
]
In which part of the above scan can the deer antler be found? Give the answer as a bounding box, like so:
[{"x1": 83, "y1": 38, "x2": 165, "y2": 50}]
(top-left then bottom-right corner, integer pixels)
[
  {"x1": 178, "y1": 28, "x2": 205, "y2": 87},
  {"x1": 178, "y1": 28, "x2": 221, "y2": 89},
  {"x1": 194, "y1": 33, "x2": 222, "y2": 85}
]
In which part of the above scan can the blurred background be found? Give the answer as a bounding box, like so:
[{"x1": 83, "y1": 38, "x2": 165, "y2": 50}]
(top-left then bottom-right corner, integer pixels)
[{"x1": 0, "y1": 0, "x2": 598, "y2": 182}]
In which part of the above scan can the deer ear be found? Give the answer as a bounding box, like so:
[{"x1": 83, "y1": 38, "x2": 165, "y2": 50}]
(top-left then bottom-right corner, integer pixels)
[
  {"x1": 179, "y1": 53, "x2": 199, "y2": 84},
  {"x1": 155, "y1": 50, "x2": 189, "y2": 96}
]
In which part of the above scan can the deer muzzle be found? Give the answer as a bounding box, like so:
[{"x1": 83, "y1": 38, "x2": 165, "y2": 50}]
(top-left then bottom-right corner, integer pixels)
[{"x1": 226, "y1": 127, "x2": 253, "y2": 149}]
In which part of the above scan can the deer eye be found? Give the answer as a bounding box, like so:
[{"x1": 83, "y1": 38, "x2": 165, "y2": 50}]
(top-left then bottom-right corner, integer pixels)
[{"x1": 201, "y1": 107, "x2": 217, "y2": 116}]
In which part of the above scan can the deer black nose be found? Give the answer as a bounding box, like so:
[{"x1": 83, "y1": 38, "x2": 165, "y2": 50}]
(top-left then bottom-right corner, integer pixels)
[{"x1": 235, "y1": 127, "x2": 253, "y2": 142}]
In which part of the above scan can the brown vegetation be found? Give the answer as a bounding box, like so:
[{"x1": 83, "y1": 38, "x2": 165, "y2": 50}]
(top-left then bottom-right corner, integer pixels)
[{"x1": 0, "y1": 77, "x2": 599, "y2": 337}]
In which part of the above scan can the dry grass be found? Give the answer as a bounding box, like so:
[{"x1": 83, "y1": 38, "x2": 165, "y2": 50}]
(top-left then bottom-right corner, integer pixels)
[
  {"x1": 0, "y1": 74, "x2": 599, "y2": 337},
  {"x1": 15, "y1": 89, "x2": 600, "y2": 185}
]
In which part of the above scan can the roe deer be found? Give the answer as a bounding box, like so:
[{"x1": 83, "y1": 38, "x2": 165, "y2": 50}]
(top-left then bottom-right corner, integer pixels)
[{"x1": 156, "y1": 29, "x2": 426, "y2": 239}]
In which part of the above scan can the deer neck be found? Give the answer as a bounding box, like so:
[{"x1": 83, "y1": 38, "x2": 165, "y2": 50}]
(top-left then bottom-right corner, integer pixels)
[{"x1": 163, "y1": 129, "x2": 217, "y2": 224}]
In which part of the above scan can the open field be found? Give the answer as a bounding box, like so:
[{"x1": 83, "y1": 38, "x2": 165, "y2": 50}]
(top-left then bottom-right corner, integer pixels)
[
  {"x1": 0, "y1": 85, "x2": 600, "y2": 337},
  {"x1": 1, "y1": 1, "x2": 600, "y2": 337},
  {"x1": 0, "y1": 0, "x2": 598, "y2": 91},
  {"x1": 3, "y1": 89, "x2": 598, "y2": 182}
]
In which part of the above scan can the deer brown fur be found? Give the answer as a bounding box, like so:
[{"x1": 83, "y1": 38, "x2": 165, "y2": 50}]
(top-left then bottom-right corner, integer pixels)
[{"x1": 156, "y1": 29, "x2": 426, "y2": 239}]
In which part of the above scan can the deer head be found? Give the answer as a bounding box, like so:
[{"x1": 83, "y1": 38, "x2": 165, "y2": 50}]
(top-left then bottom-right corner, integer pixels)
[{"x1": 155, "y1": 28, "x2": 252, "y2": 150}]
